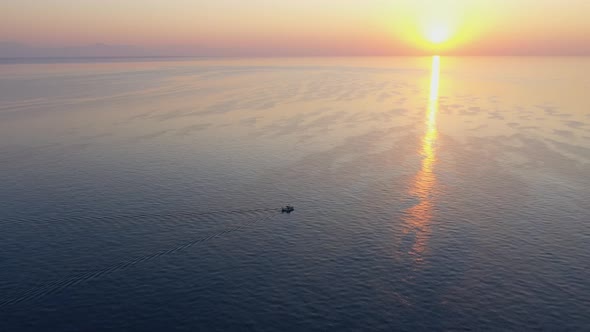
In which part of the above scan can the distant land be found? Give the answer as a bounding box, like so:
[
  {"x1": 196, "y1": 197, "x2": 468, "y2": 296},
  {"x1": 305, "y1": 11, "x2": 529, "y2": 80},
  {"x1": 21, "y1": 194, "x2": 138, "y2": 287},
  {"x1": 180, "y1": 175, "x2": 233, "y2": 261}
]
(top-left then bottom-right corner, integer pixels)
[
  {"x1": 0, "y1": 41, "x2": 389, "y2": 58},
  {"x1": 0, "y1": 42, "x2": 287, "y2": 58},
  {"x1": 0, "y1": 42, "x2": 173, "y2": 58}
]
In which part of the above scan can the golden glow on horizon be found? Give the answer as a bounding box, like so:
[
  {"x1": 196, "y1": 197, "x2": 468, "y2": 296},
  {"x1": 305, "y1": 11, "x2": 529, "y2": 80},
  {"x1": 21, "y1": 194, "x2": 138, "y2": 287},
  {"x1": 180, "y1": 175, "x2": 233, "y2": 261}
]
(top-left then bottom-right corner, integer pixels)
[
  {"x1": 390, "y1": 8, "x2": 468, "y2": 55},
  {"x1": 401, "y1": 55, "x2": 439, "y2": 261}
]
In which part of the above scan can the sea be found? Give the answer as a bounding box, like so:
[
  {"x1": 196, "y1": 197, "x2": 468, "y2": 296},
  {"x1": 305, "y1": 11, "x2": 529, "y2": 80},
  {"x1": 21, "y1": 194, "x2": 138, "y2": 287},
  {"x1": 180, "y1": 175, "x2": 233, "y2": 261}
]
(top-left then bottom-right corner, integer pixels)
[{"x1": 1, "y1": 56, "x2": 589, "y2": 331}]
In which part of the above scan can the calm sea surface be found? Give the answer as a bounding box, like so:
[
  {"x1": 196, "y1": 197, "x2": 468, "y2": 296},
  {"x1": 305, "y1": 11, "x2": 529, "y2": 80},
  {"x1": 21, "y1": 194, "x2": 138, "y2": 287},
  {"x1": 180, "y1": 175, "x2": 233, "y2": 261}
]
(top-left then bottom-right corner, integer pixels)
[{"x1": 1, "y1": 57, "x2": 589, "y2": 331}]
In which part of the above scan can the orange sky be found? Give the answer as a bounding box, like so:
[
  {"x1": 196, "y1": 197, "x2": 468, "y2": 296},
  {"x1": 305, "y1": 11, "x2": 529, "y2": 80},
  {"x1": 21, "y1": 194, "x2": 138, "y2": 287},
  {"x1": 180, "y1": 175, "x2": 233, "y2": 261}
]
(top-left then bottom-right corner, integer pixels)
[{"x1": 1, "y1": 0, "x2": 589, "y2": 56}]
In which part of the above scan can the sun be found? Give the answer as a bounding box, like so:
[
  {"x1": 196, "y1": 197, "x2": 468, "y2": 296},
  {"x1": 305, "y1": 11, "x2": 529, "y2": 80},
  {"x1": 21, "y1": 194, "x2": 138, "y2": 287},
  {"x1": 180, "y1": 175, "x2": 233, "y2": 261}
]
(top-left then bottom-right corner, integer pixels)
[{"x1": 426, "y1": 25, "x2": 451, "y2": 44}]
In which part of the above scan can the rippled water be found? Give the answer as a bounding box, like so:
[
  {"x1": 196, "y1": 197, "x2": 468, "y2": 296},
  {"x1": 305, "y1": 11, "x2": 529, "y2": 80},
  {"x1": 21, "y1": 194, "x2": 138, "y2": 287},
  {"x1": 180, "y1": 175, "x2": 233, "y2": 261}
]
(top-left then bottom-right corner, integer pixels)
[{"x1": 1, "y1": 57, "x2": 589, "y2": 331}]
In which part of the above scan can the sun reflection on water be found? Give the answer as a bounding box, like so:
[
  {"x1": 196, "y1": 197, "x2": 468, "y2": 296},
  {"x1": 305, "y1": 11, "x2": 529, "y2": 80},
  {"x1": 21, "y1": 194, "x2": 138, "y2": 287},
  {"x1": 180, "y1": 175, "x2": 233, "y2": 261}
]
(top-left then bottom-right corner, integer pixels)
[{"x1": 401, "y1": 56, "x2": 440, "y2": 262}]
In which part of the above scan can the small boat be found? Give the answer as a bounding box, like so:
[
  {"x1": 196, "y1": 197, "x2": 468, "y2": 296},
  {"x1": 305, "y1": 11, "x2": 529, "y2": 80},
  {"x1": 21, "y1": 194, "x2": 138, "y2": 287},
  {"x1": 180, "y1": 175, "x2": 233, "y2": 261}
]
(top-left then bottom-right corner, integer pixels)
[{"x1": 281, "y1": 205, "x2": 295, "y2": 213}]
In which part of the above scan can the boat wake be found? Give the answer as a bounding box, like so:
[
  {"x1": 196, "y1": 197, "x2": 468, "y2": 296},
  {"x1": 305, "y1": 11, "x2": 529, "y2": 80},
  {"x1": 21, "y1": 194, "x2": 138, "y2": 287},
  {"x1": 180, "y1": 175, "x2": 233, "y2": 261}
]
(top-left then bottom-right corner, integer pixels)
[
  {"x1": 0, "y1": 207, "x2": 279, "y2": 228},
  {"x1": 0, "y1": 212, "x2": 278, "y2": 309}
]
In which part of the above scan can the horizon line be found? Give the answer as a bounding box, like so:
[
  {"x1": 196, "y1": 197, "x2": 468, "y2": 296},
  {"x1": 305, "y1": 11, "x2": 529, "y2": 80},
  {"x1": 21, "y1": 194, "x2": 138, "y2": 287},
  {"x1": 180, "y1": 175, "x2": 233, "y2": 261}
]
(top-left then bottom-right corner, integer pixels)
[{"x1": 2, "y1": 54, "x2": 590, "y2": 60}]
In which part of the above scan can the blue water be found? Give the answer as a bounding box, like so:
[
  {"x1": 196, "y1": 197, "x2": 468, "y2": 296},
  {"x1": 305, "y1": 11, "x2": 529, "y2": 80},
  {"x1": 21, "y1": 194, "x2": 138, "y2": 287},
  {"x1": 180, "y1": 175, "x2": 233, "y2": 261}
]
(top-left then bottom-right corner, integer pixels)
[{"x1": 1, "y1": 57, "x2": 589, "y2": 331}]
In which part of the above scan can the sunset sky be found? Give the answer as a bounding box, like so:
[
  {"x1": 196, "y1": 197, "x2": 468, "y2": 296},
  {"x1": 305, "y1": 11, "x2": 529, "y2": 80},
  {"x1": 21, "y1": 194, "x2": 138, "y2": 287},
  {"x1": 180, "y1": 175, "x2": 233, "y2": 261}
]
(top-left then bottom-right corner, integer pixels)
[{"x1": 1, "y1": 0, "x2": 590, "y2": 56}]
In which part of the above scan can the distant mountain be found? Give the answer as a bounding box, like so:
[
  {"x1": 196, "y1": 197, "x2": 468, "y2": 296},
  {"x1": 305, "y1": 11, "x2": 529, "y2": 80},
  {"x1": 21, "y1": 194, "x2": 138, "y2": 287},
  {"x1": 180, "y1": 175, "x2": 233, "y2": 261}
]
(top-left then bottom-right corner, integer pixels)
[
  {"x1": 0, "y1": 42, "x2": 31, "y2": 57},
  {"x1": 0, "y1": 42, "x2": 157, "y2": 58}
]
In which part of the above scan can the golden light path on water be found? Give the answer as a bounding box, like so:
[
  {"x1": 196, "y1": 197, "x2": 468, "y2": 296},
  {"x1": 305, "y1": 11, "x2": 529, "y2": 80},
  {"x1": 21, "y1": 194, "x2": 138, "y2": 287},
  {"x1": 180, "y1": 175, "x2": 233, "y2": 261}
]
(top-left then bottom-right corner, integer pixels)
[{"x1": 401, "y1": 55, "x2": 440, "y2": 262}]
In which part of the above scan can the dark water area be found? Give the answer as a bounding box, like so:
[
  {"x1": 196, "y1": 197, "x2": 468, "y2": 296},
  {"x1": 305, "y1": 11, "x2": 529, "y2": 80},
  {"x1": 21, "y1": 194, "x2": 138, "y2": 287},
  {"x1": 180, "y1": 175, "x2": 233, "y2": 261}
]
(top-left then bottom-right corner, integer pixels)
[{"x1": 1, "y1": 57, "x2": 589, "y2": 331}]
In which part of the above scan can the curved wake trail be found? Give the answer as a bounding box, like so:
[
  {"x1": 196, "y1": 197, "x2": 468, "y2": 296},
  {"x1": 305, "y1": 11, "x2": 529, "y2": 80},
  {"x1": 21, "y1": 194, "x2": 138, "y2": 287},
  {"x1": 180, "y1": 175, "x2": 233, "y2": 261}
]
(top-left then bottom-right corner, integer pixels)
[
  {"x1": 0, "y1": 212, "x2": 278, "y2": 309},
  {"x1": 0, "y1": 207, "x2": 278, "y2": 228}
]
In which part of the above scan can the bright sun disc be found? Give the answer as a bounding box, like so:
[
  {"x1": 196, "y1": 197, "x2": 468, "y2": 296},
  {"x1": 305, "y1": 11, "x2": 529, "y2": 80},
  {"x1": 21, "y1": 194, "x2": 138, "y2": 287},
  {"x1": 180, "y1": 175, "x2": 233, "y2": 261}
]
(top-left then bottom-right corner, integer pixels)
[{"x1": 426, "y1": 26, "x2": 451, "y2": 44}]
